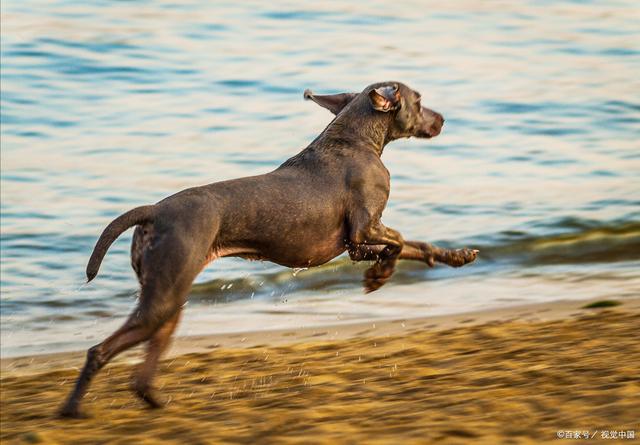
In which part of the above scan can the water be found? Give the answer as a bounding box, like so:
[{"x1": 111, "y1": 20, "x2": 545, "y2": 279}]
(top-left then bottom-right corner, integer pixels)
[{"x1": 1, "y1": 0, "x2": 639, "y2": 357}]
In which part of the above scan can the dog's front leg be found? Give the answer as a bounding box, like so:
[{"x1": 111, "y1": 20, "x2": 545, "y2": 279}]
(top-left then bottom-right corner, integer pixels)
[
  {"x1": 348, "y1": 241, "x2": 478, "y2": 267},
  {"x1": 349, "y1": 222, "x2": 404, "y2": 293},
  {"x1": 424, "y1": 242, "x2": 479, "y2": 267}
]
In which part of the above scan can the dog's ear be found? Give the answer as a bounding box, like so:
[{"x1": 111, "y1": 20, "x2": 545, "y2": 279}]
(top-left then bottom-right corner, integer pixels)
[
  {"x1": 304, "y1": 89, "x2": 358, "y2": 115},
  {"x1": 369, "y1": 85, "x2": 400, "y2": 112}
]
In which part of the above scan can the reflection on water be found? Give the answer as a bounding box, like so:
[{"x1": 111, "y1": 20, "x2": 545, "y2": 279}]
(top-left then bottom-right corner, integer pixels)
[{"x1": 1, "y1": 0, "x2": 639, "y2": 356}]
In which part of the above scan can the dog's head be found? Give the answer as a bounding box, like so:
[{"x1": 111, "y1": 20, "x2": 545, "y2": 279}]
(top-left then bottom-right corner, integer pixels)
[{"x1": 304, "y1": 81, "x2": 444, "y2": 140}]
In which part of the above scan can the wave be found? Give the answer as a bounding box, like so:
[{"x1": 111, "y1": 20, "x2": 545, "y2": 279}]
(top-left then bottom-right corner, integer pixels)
[
  {"x1": 482, "y1": 220, "x2": 640, "y2": 265},
  {"x1": 190, "y1": 220, "x2": 640, "y2": 303}
]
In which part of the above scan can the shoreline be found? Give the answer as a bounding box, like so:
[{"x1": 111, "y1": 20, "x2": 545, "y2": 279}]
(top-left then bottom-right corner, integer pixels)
[{"x1": 3, "y1": 296, "x2": 638, "y2": 377}]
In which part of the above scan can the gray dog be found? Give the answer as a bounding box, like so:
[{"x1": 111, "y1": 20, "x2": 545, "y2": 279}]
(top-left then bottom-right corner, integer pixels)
[{"x1": 59, "y1": 81, "x2": 478, "y2": 418}]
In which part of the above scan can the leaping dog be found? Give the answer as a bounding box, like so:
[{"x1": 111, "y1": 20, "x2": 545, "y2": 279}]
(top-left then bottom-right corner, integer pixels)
[{"x1": 60, "y1": 81, "x2": 478, "y2": 418}]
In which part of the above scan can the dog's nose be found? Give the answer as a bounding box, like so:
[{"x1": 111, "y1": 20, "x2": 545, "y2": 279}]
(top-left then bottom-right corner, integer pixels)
[{"x1": 428, "y1": 113, "x2": 444, "y2": 138}]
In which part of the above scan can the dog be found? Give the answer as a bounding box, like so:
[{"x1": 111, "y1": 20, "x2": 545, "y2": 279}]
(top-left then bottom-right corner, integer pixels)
[{"x1": 59, "y1": 81, "x2": 478, "y2": 418}]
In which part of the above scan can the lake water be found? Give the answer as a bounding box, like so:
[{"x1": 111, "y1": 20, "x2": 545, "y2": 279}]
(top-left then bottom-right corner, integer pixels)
[{"x1": 1, "y1": 0, "x2": 639, "y2": 357}]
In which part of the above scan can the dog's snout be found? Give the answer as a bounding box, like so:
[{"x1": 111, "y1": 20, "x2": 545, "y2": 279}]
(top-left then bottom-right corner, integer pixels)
[
  {"x1": 417, "y1": 108, "x2": 444, "y2": 139},
  {"x1": 425, "y1": 109, "x2": 444, "y2": 125}
]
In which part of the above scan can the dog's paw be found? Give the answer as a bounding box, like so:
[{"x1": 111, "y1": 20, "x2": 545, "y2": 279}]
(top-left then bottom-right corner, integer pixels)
[
  {"x1": 132, "y1": 384, "x2": 165, "y2": 409},
  {"x1": 363, "y1": 278, "x2": 386, "y2": 293},
  {"x1": 363, "y1": 276, "x2": 386, "y2": 293},
  {"x1": 363, "y1": 263, "x2": 394, "y2": 293},
  {"x1": 58, "y1": 405, "x2": 90, "y2": 419},
  {"x1": 450, "y1": 248, "x2": 479, "y2": 267}
]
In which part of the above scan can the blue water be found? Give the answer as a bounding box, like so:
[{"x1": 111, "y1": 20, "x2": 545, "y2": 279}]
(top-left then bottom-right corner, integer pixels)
[{"x1": 1, "y1": 0, "x2": 639, "y2": 357}]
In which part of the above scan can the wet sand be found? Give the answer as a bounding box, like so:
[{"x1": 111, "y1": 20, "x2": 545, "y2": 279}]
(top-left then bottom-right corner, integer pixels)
[{"x1": 1, "y1": 298, "x2": 639, "y2": 444}]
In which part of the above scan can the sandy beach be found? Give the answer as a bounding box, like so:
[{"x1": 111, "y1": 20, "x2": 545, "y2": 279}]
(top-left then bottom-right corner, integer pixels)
[
  {"x1": 3, "y1": 0, "x2": 639, "y2": 443},
  {"x1": 1, "y1": 297, "x2": 638, "y2": 444}
]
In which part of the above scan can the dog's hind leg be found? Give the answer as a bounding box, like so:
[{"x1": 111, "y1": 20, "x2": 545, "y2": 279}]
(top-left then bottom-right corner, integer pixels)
[
  {"x1": 58, "y1": 294, "x2": 183, "y2": 418},
  {"x1": 58, "y1": 311, "x2": 171, "y2": 417},
  {"x1": 131, "y1": 309, "x2": 182, "y2": 408},
  {"x1": 59, "y1": 235, "x2": 200, "y2": 418}
]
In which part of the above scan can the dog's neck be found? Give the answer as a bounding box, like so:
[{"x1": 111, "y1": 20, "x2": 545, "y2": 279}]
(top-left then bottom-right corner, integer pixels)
[{"x1": 312, "y1": 107, "x2": 393, "y2": 157}]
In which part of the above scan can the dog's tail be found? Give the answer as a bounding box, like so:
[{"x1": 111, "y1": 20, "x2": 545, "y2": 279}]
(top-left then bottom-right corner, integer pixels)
[{"x1": 86, "y1": 205, "x2": 155, "y2": 282}]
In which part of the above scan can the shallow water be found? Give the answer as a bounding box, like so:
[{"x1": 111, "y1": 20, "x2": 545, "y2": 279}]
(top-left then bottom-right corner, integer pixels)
[{"x1": 1, "y1": 0, "x2": 639, "y2": 357}]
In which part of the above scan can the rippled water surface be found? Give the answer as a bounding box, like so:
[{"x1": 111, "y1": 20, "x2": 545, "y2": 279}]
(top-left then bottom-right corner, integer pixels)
[{"x1": 1, "y1": 0, "x2": 639, "y2": 356}]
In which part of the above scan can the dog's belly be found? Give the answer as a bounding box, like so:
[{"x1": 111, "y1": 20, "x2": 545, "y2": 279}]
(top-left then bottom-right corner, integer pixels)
[
  {"x1": 267, "y1": 232, "x2": 347, "y2": 268},
  {"x1": 217, "y1": 225, "x2": 347, "y2": 268}
]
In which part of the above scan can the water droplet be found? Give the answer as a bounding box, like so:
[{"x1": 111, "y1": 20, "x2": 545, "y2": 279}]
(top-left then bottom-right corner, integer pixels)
[{"x1": 292, "y1": 267, "x2": 308, "y2": 276}]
